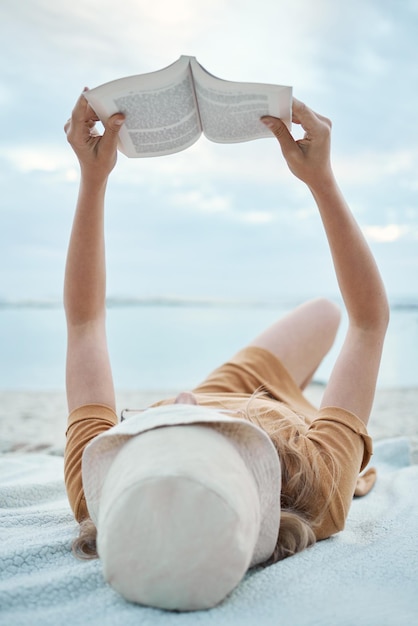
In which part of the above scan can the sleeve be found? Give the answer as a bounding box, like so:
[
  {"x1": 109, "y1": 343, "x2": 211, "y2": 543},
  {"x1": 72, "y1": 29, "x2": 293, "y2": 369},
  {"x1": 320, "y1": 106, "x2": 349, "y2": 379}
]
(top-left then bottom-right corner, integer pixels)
[
  {"x1": 64, "y1": 404, "x2": 118, "y2": 522},
  {"x1": 304, "y1": 406, "x2": 373, "y2": 540}
]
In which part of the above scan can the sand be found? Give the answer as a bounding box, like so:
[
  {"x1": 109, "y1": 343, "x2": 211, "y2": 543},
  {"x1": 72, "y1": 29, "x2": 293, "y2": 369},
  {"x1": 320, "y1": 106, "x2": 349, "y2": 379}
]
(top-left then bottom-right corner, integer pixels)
[{"x1": 0, "y1": 384, "x2": 417, "y2": 463}]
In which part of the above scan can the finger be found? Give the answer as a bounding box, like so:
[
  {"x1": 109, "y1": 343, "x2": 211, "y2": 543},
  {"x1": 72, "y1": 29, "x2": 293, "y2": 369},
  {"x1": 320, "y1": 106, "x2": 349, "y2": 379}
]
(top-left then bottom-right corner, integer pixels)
[
  {"x1": 66, "y1": 94, "x2": 92, "y2": 145},
  {"x1": 291, "y1": 99, "x2": 319, "y2": 130},
  {"x1": 292, "y1": 99, "x2": 331, "y2": 135},
  {"x1": 79, "y1": 87, "x2": 100, "y2": 120},
  {"x1": 71, "y1": 92, "x2": 90, "y2": 122},
  {"x1": 261, "y1": 116, "x2": 300, "y2": 160},
  {"x1": 99, "y1": 113, "x2": 125, "y2": 152},
  {"x1": 71, "y1": 91, "x2": 99, "y2": 126},
  {"x1": 69, "y1": 92, "x2": 101, "y2": 144}
]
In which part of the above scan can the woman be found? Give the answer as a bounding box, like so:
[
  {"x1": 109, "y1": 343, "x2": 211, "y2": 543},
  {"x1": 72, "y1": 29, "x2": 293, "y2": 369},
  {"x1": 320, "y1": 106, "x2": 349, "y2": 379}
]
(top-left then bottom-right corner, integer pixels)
[{"x1": 63, "y1": 93, "x2": 389, "y2": 611}]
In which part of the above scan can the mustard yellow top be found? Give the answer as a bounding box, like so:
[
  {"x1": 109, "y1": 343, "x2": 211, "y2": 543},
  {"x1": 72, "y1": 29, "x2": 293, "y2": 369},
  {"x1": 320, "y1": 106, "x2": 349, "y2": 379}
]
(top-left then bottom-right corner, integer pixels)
[{"x1": 65, "y1": 347, "x2": 373, "y2": 540}]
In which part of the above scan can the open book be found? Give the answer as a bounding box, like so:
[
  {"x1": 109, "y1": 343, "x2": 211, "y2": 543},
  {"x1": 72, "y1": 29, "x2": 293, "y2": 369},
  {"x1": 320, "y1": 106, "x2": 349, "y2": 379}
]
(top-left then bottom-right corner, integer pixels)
[{"x1": 84, "y1": 56, "x2": 292, "y2": 158}]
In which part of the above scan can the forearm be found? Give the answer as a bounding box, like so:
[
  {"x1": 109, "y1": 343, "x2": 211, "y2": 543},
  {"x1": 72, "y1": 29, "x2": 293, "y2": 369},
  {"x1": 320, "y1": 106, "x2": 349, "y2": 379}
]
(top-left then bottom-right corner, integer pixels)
[
  {"x1": 262, "y1": 102, "x2": 389, "y2": 332},
  {"x1": 64, "y1": 178, "x2": 108, "y2": 326},
  {"x1": 309, "y1": 174, "x2": 389, "y2": 331},
  {"x1": 263, "y1": 101, "x2": 388, "y2": 421}
]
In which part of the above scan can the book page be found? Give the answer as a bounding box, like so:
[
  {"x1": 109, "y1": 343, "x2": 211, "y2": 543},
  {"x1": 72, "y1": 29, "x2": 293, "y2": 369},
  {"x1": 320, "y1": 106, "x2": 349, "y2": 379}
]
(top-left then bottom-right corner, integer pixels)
[
  {"x1": 190, "y1": 59, "x2": 292, "y2": 144},
  {"x1": 85, "y1": 56, "x2": 202, "y2": 158}
]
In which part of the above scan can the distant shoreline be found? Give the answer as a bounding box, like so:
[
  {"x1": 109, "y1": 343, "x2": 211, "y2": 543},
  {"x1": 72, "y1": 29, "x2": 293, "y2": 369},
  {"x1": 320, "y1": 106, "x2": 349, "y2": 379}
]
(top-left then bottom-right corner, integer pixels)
[{"x1": 0, "y1": 296, "x2": 417, "y2": 310}]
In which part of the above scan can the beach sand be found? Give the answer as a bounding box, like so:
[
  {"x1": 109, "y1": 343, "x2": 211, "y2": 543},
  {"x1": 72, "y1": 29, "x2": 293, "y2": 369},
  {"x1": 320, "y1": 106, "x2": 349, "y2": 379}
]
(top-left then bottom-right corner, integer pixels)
[{"x1": 0, "y1": 384, "x2": 417, "y2": 463}]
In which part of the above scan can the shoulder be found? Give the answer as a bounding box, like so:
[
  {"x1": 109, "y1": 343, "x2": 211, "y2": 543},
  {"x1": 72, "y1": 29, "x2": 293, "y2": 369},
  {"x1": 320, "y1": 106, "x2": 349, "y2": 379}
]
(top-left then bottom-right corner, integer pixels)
[
  {"x1": 303, "y1": 406, "x2": 373, "y2": 538},
  {"x1": 308, "y1": 406, "x2": 372, "y2": 472}
]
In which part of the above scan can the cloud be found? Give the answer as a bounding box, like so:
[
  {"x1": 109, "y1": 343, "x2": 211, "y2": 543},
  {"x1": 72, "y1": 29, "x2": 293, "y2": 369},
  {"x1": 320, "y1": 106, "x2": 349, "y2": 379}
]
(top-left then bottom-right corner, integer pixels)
[
  {"x1": 362, "y1": 224, "x2": 411, "y2": 243},
  {"x1": 238, "y1": 211, "x2": 275, "y2": 224},
  {"x1": 1, "y1": 0, "x2": 324, "y2": 94},
  {"x1": 333, "y1": 148, "x2": 418, "y2": 185},
  {"x1": 110, "y1": 136, "x2": 295, "y2": 192},
  {"x1": 171, "y1": 189, "x2": 231, "y2": 214},
  {"x1": 1, "y1": 0, "x2": 418, "y2": 305},
  {"x1": 2, "y1": 145, "x2": 74, "y2": 174}
]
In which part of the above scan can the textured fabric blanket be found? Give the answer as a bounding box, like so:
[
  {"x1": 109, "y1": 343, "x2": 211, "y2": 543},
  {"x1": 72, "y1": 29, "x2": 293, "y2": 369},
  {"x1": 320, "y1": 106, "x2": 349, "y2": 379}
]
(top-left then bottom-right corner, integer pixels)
[{"x1": 0, "y1": 438, "x2": 417, "y2": 626}]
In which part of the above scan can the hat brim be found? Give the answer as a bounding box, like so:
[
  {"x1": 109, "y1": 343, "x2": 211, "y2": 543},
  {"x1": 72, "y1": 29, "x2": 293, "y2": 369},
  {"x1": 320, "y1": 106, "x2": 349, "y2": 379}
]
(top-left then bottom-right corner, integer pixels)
[{"x1": 82, "y1": 403, "x2": 281, "y2": 567}]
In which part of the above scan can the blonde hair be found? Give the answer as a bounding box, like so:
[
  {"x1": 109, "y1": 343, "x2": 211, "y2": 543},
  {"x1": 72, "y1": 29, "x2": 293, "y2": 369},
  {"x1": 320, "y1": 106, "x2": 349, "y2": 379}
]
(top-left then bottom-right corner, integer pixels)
[
  {"x1": 72, "y1": 396, "x2": 338, "y2": 563},
  {"x1": 261, "y1": 428, "x2": 332, "y2": 564},
  {"x1": 72, "y1": 517, "x2": 97, "y2": 560},
  {"x1": 245, "y1": 394, "x2": 339, "y2": 564}
]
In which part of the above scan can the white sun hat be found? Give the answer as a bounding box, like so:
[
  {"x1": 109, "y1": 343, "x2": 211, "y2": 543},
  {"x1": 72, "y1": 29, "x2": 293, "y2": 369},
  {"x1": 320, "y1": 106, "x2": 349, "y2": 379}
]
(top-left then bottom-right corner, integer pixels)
[{"x1": 82, "y1": 403, "x2": 281, "y2": 611}]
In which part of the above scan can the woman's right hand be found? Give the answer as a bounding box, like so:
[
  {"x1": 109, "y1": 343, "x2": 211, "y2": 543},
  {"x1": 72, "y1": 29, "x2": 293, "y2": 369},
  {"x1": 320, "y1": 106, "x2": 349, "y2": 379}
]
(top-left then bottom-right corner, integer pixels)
[
  {"x1": 64, "y1": 89, "x2": 125, "y2": 184},
  {"x1": 261, "y1": 98, "x2": 334, "y2": 191}
]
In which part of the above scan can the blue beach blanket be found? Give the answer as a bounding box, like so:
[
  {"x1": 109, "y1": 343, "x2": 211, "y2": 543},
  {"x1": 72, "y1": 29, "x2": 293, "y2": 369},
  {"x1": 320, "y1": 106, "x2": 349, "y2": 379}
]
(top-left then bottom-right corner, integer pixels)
[{"x1": 0, "y1": 438, "x2": 417, "y2": 626}]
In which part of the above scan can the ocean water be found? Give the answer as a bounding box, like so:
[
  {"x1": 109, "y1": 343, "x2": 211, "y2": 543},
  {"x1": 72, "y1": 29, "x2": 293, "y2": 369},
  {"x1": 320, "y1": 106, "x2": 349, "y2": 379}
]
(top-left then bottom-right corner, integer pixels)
[{"x1": 0, "y1": 298, "x2": 417, "y2": 391}]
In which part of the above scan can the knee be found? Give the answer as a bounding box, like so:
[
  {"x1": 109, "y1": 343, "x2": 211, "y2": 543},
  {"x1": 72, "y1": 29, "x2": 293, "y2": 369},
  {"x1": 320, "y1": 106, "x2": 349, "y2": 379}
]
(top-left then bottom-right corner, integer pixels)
[
  {"x1": 316, "y1": 297, "x2": 342, "y2": 336},
  {"x1": 318, "y1": 297, "x2": 341, "y2": 319}
]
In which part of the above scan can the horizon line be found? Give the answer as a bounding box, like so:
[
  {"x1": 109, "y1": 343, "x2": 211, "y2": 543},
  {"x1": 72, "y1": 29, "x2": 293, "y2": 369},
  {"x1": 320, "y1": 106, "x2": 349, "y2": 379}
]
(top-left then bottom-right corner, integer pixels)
[{"x1": 0, "y1": 295, "x2": 417, "y2": 311}]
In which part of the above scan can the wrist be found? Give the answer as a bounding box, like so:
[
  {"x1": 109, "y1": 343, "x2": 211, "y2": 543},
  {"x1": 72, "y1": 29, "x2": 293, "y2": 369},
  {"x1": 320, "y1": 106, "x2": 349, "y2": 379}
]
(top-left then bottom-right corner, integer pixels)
[
  {"x1": 307, "y1": 170, "x2": 338, "y2": 198},
  {"x1": 79, "y1": 170, "x2": 109, "y2": 194}
]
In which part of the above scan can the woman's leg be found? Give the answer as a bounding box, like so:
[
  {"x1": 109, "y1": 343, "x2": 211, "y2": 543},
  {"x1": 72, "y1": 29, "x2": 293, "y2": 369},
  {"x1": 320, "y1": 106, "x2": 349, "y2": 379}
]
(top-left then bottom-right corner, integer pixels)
[{"x1": 248, "y1": 298, "x2": 341, "y2": 389}]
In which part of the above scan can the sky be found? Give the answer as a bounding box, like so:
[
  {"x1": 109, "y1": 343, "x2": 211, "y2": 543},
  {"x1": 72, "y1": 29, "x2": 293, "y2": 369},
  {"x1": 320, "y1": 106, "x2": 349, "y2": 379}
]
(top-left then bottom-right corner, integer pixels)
[{"x1": 1, "y1": 0, "x2": 417, "y2": 305}]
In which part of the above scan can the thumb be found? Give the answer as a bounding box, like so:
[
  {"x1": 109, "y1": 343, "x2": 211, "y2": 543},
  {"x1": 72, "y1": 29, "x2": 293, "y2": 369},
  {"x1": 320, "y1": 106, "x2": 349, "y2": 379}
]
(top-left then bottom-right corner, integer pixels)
[
  {"x1": 261, "y1": 116, "x2": 298, "y2": 159},
  {"x1": 101, "y1": 113, "x2": 125, "y2": 150}
]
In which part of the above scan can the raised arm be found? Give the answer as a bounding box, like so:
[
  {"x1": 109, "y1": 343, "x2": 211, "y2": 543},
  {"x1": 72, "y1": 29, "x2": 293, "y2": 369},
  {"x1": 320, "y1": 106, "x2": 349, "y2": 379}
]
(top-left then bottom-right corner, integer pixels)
[
  {"x1": 64, "y1": 92, "x2": 125, "y2": 413},
  {"x1": 261, "y1": 101, "x2": 389, "y2": 424}
]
